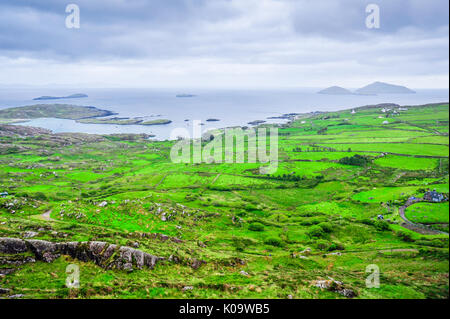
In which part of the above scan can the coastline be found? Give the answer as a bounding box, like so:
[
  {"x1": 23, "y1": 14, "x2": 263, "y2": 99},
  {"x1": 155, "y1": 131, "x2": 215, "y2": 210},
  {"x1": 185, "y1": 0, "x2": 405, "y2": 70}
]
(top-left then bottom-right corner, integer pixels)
[{"x1": 3, "y1": 101, "x2": 448, "y2": 141}]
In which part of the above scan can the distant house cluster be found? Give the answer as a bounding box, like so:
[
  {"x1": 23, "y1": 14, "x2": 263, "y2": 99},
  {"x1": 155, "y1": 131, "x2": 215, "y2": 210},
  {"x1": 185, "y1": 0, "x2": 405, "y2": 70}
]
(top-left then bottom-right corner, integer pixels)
[
  {"x1": 381, "y1": 107, "x2": 408, "y2": 113},
  {"x1": 423, "y1": 190, "x2": 447, "y2": 203}
]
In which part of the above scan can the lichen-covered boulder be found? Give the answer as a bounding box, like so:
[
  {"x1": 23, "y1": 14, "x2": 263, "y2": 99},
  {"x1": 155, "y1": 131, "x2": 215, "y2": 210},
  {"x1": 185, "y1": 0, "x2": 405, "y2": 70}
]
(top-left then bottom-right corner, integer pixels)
[{"x1": 0, "y1": 238, "x2": 163, "y2": 272}]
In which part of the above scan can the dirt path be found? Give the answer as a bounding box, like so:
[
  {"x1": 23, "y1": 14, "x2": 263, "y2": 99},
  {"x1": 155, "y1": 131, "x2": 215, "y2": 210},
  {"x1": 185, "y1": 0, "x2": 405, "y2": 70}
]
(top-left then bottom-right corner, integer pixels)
[
  {"x1": 320, "y1": 247, "x2": 419, "y2": 257},
  {"x1": 154, "y1": 174, "x2": 168, "y2": 188},
  {"x1": 398, "y1": 199, "x2": 448, "y2": 235},
  {"x1": 29, "y1": 210, "x2": 56, "y2": 222},
  {"x1": 211, "y1": 173, "x2": 221, "y2": 185}
]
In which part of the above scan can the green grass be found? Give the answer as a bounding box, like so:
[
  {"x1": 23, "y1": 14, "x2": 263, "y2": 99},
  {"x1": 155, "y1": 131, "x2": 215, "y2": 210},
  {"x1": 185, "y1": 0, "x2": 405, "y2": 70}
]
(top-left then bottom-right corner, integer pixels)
[
  {"x1": 0, "y1": 102, "x2": 448, "y2": 299},
  {"x1": 406, "y1": 202, "x2": 449, "y2": 224},
  {"x1": 374, "y1": 155, "x2": 439, "y2": 171}
]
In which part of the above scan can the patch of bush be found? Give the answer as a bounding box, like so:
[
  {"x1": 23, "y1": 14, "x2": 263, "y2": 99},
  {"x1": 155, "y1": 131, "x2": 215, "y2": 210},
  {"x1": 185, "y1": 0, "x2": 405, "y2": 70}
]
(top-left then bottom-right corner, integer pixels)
[
  {"x1": 339, "y1": 154, "x2": 371, "y2": 167},
  {"x1": 31, "y1": 192, "x2": 47, "y2": 201},
  {"x1": 244, "y1": 204, "x2": 258, "y2": 211},
  {"x1": 328, "y1": 242, "x2": 345, "y2": 251},
  {"x1": 318, "y1": 222, "x2": 333, "y2": 233},
  {"x1": 396, "y1": 230, "x2": 415, "y2": 242},
  {"x1": 373, "y1": 220, "x2": 390, "y2": 231},
  {"x1": 307, "y1": 225, "x2": 325, "y2": 238},
  {"x1": 314, "y1": 240, "x2": 330, "y2": 251},
  {"x1": 418, "y1": 248, "x2": 449, "y2": 260},
  {"x1": 232, "y1": 237, "x2": 257, "y2": 251},
  {"x1": 248, "y1": 222, "x2": 265, "y2": 232},
  {"x1": 264, "y1": 237, "x2": 283, "y2": 247},
  {"x1": 269, "y1": 213, "x2": 289, "y2": 223},
  {"x1": 361, "y1": 218, "x2": 375, "y2": 226}
]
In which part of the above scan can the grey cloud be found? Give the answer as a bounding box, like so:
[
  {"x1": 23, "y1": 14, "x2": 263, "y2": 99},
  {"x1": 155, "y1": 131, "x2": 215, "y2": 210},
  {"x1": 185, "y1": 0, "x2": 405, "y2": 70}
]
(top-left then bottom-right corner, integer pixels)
[
  {"x1": 290, "y1": 0, "x2": 449, "y2": 39},
  {"x1": 0, "y1": 0, "x2": 447, "y2": 88}
]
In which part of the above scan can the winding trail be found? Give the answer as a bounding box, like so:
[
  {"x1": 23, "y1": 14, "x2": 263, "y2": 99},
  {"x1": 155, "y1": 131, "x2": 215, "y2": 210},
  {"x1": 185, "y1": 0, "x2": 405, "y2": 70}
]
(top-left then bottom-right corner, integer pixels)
[{"x1": 29, "y1": 210, "x2": 56, "y2": 222}]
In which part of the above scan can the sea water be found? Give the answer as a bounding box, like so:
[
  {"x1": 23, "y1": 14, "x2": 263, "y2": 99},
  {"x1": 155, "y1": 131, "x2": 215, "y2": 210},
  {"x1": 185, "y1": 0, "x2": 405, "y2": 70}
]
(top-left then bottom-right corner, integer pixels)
[{"x1": 0, "y1": 87, "x2": 448, "y2": 140}]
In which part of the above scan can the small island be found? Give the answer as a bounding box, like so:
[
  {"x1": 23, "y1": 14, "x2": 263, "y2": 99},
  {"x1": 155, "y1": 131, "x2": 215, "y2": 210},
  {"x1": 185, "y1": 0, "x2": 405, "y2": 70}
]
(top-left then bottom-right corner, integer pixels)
[
  {"x1": 33, "y1": 93, "x2": 88, "y2": 101},
  {"x1": 141, "y1": 119, "x2": 172, "y2": 125},
  {"x1": 318, "y1": 86, "x2": 353, "y2": 95},
  {"x1": 355, "y1": 82, "x2": 415, "y2": 95},
  {"x1": 317, "y1": 82, "x2": 415, "y2": 96},
  {"x1": 248, "y1": 120, "x2": 266, "y2": 125},
  {"x1": 176, "y1": 94, "x2": 196, "y2": 98},
  {"x1": 77, "y1": 117, "x2": 144, "y2": 125}
]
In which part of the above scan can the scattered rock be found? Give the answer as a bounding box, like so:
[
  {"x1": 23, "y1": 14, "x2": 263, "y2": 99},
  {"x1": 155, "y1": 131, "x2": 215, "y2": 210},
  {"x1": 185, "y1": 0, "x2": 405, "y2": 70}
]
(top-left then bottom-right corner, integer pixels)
[
  {"x1": 22, "y1": 231, "x2": 38, "y2": 238},
  {"x1": 98, "y1": 201, "x2": 108, "y2": 208},
  {"x1": 312, "y1": 277, "x2": 356, "y2": 298},
  {"x1": 301, "y1": 248, "x2": 312, "y2": 255},
  {"x1": 132, "y1": 242, "x2": 140, "y2": 248},
  {"x1": 182, "y1": 286, "x2": 193, "y2": 291},
  {"x1": 197, "y1": 241, "x2": 206, "y2": 248},
  {"x1": 240, "y1": 270, "x2": 250, "y2": 277},
  {"x1": 191, "y1": 258, "x2": 206, "y2": 270},
  {"x1": 0, "y1": 288, "x2": 10, "y2": 294}
]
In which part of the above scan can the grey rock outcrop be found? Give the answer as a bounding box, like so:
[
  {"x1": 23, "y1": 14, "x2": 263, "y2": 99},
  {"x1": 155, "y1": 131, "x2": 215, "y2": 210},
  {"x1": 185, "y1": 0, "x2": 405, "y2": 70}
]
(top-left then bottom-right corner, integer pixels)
[{"x1": 0, "y1": 238, "x2": 163, "y2": 272}]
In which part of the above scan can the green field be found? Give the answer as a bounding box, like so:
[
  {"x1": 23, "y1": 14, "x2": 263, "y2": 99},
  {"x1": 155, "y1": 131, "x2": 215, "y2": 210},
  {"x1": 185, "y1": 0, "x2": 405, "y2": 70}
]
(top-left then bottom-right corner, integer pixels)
[
  {"x1": 406, "y1": 202, "x2": 449, "y2": 224},
  {"x1": 0, "y1": 103, "x2": 448, "y2": 299}
]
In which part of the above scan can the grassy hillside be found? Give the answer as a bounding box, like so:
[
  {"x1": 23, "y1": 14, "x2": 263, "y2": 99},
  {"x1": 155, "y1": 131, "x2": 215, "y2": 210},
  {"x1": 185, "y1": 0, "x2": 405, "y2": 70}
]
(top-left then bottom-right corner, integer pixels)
[{"x1": 0, "y1": 103, "x2": 448, "y2": 299}]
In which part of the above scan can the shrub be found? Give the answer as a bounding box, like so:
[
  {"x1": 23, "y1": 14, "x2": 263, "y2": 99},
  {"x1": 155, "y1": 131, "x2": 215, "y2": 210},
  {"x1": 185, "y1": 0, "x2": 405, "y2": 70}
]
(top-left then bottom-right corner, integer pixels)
[
  {"x1": 244, "y1": 204, "x2": 258, "y2": 211},
  {"x1": 264, "y1": 237, "x2": 283, "y2": 247},
  {"x1": 248, "y1": 222, "x2": 265, "y2": 232},
  {"x1": 339, "y1": 154, "x2": 371, "y2": 166},
  {"x1": 314, "y1": 239, "x2": 330, "y2": 250},
  {"x1": 270, "y1": 213, "x2": 289, "y2": 223},
  {"x1": 32, "y1": 192, "x2": 47, "y2": 201},
  {"x1": 307, "y1": 225, "x2": 325, "y2": 238},
  {"x1": 318, "y1": 222, "x2": 333, "y2": 233},
  {"x1": 373, "y1": 220, "x2": 390, "y2": 231},
  {"x1": 419, "y1": 248, "x2": 449, "y2": 260},
  {"x1": 361, "y1": 218, "x2": 375, "y2": 226},
  {"x1": 328, "y1": 242, "x2": 345, "y2": 251},
  {"x1": 396, "y1": 230, "x2": 414, "y2": 242},
  {"x1": 232, "y1": 237, "x2": 257, "y2": 252}
]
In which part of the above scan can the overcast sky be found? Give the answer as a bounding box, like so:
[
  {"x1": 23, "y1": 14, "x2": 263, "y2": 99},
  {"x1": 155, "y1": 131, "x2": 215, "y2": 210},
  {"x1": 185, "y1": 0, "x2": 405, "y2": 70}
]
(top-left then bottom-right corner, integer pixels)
[{"x1": 0, "y1": 0, "x2": 448, "y2": 89}]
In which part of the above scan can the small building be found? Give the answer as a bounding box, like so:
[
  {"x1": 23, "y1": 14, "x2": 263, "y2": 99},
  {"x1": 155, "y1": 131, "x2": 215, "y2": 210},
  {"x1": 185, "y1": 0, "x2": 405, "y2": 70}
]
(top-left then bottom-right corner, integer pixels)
[
  {"x1": 382, "y1": 121, "x2": 390, "y2": 125},
  {"x1": 351, "y1": 110, "x2": 356, "y2": 114},
  {"x1": 423, "y1": 190, "x2": 446, "y2": 203},
  {"x1": 377, "y1": 215, "x2": 384, "y2": 220},
  {"x1": 0, "y1": 192, "x2": 8, "y2": 198}
]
